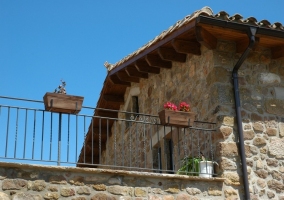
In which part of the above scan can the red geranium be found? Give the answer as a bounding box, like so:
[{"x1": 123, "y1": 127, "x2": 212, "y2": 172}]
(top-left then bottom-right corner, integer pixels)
[
  {"x1": 163, "y1": 102, "x2": 177, "y2": 111},
  {"x1": 178, "y1": 102, "x2": 190, "y2": 112}
]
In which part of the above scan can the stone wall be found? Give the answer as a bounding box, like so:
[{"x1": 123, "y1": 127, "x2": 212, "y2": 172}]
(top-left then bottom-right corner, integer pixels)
[
  {"x1": 101, "y1": 47, "x2": 217, "y2": 171},
  {"x1": 101, "y1": 40, "x2": 284, "y2": 199},
  {"x1": 0, "y1": 162, "x2": 225, "y2": 200},
  {"x1": 212, "y1": 41, "x2": 284, "y2": 199}
]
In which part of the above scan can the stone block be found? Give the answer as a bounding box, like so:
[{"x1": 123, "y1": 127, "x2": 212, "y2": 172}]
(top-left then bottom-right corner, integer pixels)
[
  {"x1": 208, "y1": 186, "x2": 222, "y2": 196},
  {"x1": 48, "y1": 186, "x2": 58, "y2": 192},
  {"x1": 257, "y1": 179, "x2": 266, "y2": 188},
  {"x1": 220, "y1": 125, "x2": 233, "y2": 138},
  {"x1": 252, "y1": 122, "x2": 264, "y2": 132},
  {"x1": 267, "y1": 190, "x2": 275, "y2": 199},
  {"x1": 135, "y1": 187, "x2": 148, "y2": 197},
  {"x1": 49, "y1": 175, "x2": 67, "y2": 184},
  {"x1": 163, "y1": 195, "x2": 174, "y2": 200},
  {"x1": 91, "y1": 193, "x2": 117, "y2": 200},
  {"x1": 269, "y1": 138, "x2": 284, "y2": 158},
  {"x1": 107, "y1": 185, "x2": 132, "y2": 196},
  {"x1": 256, "y1": 160, "x2": 263, "y2": 169},
  {"x1": 258, "y1": 73, "x2": 281, "y2": 85},
  {"x1": 0, "y1": 192, "x2": 9, "y2": 200},
  {"x1": 206, "y1": 67, "x2": 231, "y2": 85},
  {"x1": 279, "y1": 122, "x2": 284, "y2": 137},
  {"x1": 223, "y1": 172, "x2": 241, "y2": 185},
  {"x1": 186, "y1": 188, "x2": 201, "y2": 195},
  {"x1": 31, "y1": 180, "x2": 46, "y2": 191},
  {"x1": 271, "y1": 170, "x2": 282, "y2": 181},
  {"x1": 60, "y1": 187, "x2": 75, "y2": 197},
  {"x1": 148, "y1": 195, "x2": 162, "y2": 200},
  {"x1": 2, "y1": 179, "x2": 27, "y2": 190},
  {"x1": 265, "y1": 99, "x2": 284, "y2": 116},
  {"x1": 224, "y1": 187, "x2": 237, "y2": 198},
  {"x1": 44, "y1": 192, "x2": 59, "y2": 200},
  {"x1": 220, "y1": 157, "x2": 237, "y2": 170},
  {"x1": 13, "y1": 193, "x2": 42, "y2": 200},
  {"x1": 266, "y1": 158, "x2": 278, "y2": 167},
  {"x1": 266, "y1": 128, "x2": 277, "y2": 136},
  {"x1": 267, "y1": 179, "x2": 284, "y2": 192},
  {"x1": 176, "y1": 193, "x2": 195, "y2": 200},
  {"x1": 218, "y1": 142, "x2": 238, "y2": 157},
  {"x1": 253, "y1": 137, "x2": 266, "y2": 146},
  {"x1": 254, "y1": 169, "x2": 268, "y2": 179},
  {"x1": 244, "y1": 130, "x2": 255, "y2": 140},
  {"x1": 93, "y1": 184, "x2": 106, "y2": 191},
  {"x1": 165, "y1": 188, "x2": 179, "y2": 194},
  {"x1": 77, "y1": 186, "x2": 90, "y2": 195}
]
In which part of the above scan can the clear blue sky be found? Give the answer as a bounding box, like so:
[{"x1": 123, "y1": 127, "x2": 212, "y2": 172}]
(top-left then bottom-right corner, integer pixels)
[{"x1": 1, "y1": 1, "x2": 284, "y2": 107}]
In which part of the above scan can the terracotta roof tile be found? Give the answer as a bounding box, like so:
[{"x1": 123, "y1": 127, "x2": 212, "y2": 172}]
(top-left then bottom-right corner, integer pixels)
[{"x1": 106, "y1": 6, "x2": 284, "y2": 72}]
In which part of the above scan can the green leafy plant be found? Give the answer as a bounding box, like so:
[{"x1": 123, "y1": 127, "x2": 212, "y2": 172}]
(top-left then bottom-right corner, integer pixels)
[{"x1": 177, "y1": 157, "x2": 202, "y2": 176}]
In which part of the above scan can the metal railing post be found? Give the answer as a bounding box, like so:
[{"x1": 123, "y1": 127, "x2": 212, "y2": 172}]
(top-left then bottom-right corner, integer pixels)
[{"x1": 58, "y1": 113, "x2": 62, "y2": 166}]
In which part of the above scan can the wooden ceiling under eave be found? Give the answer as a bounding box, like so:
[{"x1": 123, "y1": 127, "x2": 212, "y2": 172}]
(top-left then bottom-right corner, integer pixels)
[{"x1": 77, "y1": 21, "x2": 284, "y2": 167}]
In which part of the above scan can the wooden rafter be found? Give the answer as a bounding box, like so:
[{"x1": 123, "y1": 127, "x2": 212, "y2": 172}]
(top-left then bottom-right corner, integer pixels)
[
  {"x1": 171, "y1": 39, "x2": 201, "y2": 55},
  {"x1": 135, "y1": 60, "x2": 160, "y2": 74},
  {"x1": 109, "y1": 74, "x2": 131, "y2": 86},
  {"x1": 272, "y1": 46, "x2": 284, "y2": 59},
  {"x1": 158, "y1": 47, "x2": 187, "y2": 62},
  {"x1": 195, "y1": 26, "x2": 217, "y2": 50},
  {"x1": 103, "y1": 94, "x2": 124, "y2": 104},
  {"x1": 117, "y1": 70, "x2": 140, "y2": 83},
  {"x1": 125, "y1": 65, "x2": 149, "y2": 79},
  {"x1": 145, "y1": 54, "x2": 172, "y2": 68}
]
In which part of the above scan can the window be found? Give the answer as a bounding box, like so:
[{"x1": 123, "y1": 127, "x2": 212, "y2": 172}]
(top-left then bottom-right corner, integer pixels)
[{"x1": 123, "y1": 87, "x2": 140, "y2": 129}]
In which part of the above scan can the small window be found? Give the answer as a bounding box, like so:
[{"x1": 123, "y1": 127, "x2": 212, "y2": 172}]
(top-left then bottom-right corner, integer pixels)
[{"x1": 125, "y1": 96, "x2": 139, "y2": 129}]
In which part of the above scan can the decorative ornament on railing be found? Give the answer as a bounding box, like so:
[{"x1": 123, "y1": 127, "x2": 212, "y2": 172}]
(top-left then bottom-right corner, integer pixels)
[{"x1": 128, "y1": 114, "x2": 159, "y2": 124}]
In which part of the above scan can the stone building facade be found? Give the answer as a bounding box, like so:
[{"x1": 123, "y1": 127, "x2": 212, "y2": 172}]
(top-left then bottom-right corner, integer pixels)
[
  {"x1": 78, "y1": 7, "x2": 284, "y2": 200},
  {"x1": 100, "y1": 39, "x2": 284, "y2": 200}
]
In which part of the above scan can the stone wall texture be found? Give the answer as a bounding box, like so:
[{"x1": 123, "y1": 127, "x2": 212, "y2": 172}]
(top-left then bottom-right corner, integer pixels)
[
  {"x1": 0, "y1": 163, "x2": 225, "y2": 200},
  {"x1": 101, "y1": 40, "x2": 284, "y2": 199}
]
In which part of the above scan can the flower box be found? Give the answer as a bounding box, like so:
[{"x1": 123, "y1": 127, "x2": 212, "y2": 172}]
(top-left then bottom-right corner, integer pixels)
[
  {"x1": 158, "y1": 109, "x2": 196, "y2": 127},
  {"x1": 43, "y1": 92, "x2": 84, "y2": 114}
]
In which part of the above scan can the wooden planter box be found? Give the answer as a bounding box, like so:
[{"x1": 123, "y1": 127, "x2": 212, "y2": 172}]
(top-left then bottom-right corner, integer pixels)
[
  {"x1": 158, "y1": 110, "x2": 196, "y2": 127},
  {"x1": 43, "y1": 92, "x2": 84, "y2": 114}
]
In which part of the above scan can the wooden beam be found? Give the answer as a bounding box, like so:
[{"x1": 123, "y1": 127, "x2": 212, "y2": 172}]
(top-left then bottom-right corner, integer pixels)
[
  {"x1": 145, "y1": 54, "x2": 172, "y2": 68},
  {"x1": 117, "y1": 70, "x2": 140, "y2": 83},
  {"x1": 109, "y1": 21, "x2": 196, "y2": 76},
  {"x1": 236, "y1": 37, "x2": 259, "y2": 53},
  {"x1": 195, "y1": 26, "x2": 217, "y2": 50},
  {"x1": 103, "y1": 94, "x2": 124, "y2": 103},
  {"x1": 272, "y1": 46, "x2": 284, "y2": 59},
  {"x1": 125, "y1": 65, "x2": 148, "y2": 79},
  {"x1": 109, "y1": 74, "x2": 131, "y2": 86},
  {"x1": 158, "y1": 47, "x2": 187, "y2": 62},
  {"x1": 135, "y1": 60, "x2": 160, "y2": 74},
  {"x1": 171, "y1": 39, "x2": 201, "y2": 55}
]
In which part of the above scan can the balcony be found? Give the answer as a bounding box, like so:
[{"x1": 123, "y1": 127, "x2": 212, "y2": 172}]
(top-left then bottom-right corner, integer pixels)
[{"x1": 0, "y1": 96, "x2": 218, "y2": 177}]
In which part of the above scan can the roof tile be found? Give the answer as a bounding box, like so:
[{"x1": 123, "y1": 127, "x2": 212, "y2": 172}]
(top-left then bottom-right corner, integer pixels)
[{"x1": 106, "y1": 6, "x2": 284, "y2": 72}]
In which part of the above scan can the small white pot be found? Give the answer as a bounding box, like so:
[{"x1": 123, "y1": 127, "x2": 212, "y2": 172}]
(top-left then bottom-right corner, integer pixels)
[{"x1": 199, "y1": 161, "x2": 213, "y2": 177}]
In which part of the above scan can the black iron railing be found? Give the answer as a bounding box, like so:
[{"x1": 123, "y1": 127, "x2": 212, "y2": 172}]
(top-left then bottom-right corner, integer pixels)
[{"x1": 0, "y1": 96, "x2": 217, "y2": 176}]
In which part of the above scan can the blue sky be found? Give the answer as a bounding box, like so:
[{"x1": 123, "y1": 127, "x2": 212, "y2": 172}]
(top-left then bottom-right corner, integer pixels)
[{"x1": 1, "y1": 1, "x2": 284, "y2": 107}]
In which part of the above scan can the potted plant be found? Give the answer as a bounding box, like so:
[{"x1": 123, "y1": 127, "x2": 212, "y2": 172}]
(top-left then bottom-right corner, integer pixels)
[
  {"x1": 177, "y1": 154, "x2": 217, "y2": 177},
  {"x1": 43, "y1": 80, "x2": 84, "y2": 114},
  {"x1": 158, "y1": 102, "x2": 196, "y2": 127}
]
